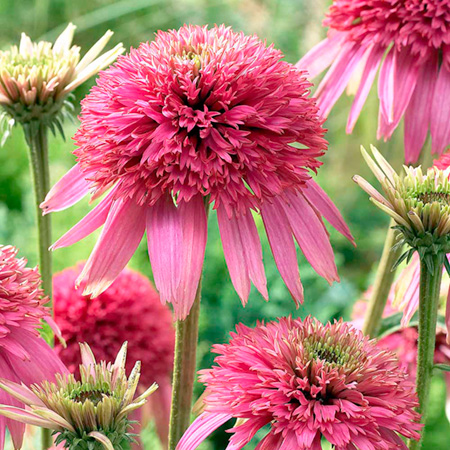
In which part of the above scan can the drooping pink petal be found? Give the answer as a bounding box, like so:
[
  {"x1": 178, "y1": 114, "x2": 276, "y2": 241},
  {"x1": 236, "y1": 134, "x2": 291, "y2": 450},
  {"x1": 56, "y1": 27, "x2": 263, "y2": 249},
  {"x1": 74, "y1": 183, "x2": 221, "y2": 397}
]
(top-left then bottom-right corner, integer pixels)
[
  {"x1": 217, "y1": 206, "x2": 250, "y2": 305},
  {"x1": 0, "y1": 356, "x2": 24, "y2": 450},
  {"x1": 226, "y1": 417, "x2": 269, "y2": 450},
  {"x1": 175, "y1": 195, "x2": 208, "y2": 320},
  {"x1": 260, "y1": 198, "x2": 303, "y2": 304},
  {"x1": 177, "y1": 412, "x2": 232, "y2": 450},
  {"x1": 218, "y1": 206, "x2": 268, "y2": 305},
  {"x1": 40, "y1": 164, "x2": 90, "y2": 215},
  {"x1": 404, "y1": 55, "x2": 438, "y2": 164},
  {"x1": 303, "y1": 179, "x2": 355, "y2": 244},
  {"x1": 391, "y1": 49, "x2": 420, "y2": 129},
  {"x1": 0, "y1": 405, "x2": 57, "y2": 430},
  {"x1": 446, "y1": 286, "x2": 450, "y2": 345},
  {"x1": 51, "y1": 187, "x2": 117, "y2": 250},
  {"x1": 431, "y1": 63, "x2": 450, "y2": 155},
  {"x1": 378, "y1": 48, "x2": 395, "y2": 124},
  {"x1": 146, "y1": 195, "x2": 183, "y2": 306},
  {"x1": 78, "y1": 197, "x2": 146, "y2": 297},
  {"x1": 4, "y1": 330, "x2": 67, "y2": 385},
  {"x1": 296, "y1": 32, "x2": 346, "y2": 79},
  {"x1": 315, "y1": 41, "x2": 368, "y2": 118},
  {"x1": 347, "y1": 45, "x2": 384, "y2": 133},
  {"x1": 0, "y1": 378, "x2": 44, "y2": 407},
  {"x1": 283, "y1": 191, "x2": 338, "y2": 284}
]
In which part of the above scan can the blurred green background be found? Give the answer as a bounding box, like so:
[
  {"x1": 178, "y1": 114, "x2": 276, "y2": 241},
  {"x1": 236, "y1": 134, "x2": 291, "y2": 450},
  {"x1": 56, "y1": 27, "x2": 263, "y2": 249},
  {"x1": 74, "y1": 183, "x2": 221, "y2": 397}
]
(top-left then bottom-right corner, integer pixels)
[{"x1": 0, "y1": 0, "x2": 447, "y2": 448}]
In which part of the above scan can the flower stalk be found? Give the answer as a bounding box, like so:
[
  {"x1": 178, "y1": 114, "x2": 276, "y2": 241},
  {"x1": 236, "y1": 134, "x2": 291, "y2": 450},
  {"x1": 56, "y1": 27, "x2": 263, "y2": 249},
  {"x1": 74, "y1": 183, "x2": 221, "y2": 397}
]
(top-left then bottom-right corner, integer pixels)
[
  {"x1": 409, "y1": 253, "x2": 444, "y2": 450},
  {"x1": 168, "y1": 286, "x2": 202, "y2": 450},
  {"x1": 24, "y1": 123, "x2": 52, "y2": 301},
  {"x1": 362, "y1": 221, "x2": 403, "y2": 337}
]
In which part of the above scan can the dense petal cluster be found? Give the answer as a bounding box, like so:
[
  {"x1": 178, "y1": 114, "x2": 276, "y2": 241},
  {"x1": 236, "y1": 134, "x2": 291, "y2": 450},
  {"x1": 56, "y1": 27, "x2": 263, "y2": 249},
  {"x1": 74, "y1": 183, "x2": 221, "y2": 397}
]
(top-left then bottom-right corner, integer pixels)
[
  {"x1": 53, "y1": 264, "x2": 174, "y2": 448},
  {"x1": 178, "y1": 316, "x2": 421, "y2": 450},
  {"x1": 0, "y1": 343, "x2": 157, "y2": 450},
  {"x1": 0, "y1": 245, "x2": 67, "y2": 449},
  {"x1": 298, "y1": 0, "x2": 450, "y2": 162},
  {"x1": 0, "y1": 23, "x2": 123, "y2": 135},
  {"x1": 42, "y1": 25, "x2": 353, "y2": 319},
  {"x1": 355, "y1": 146, "x2": 450, "y2": 263}
]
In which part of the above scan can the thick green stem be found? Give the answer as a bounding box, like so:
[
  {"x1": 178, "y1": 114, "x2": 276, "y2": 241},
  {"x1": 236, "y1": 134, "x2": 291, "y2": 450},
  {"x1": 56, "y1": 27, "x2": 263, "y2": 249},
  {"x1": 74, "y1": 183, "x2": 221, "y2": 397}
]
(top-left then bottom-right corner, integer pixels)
[
  {"x1": 24, "y1": 123, "x2": 52, "y2": 300},
  {"x1": 23, "y1": 123, "x2": 53, "y2": 450},
  {"x1": 409, "y1": 254, "x2": 444, "y2": 450},
  {"x1": 362, "y1": 221, "x2": 403, "y2": 337},
  {"x1": 168, "y1": 283, "x2": 202, "y2": 450}
]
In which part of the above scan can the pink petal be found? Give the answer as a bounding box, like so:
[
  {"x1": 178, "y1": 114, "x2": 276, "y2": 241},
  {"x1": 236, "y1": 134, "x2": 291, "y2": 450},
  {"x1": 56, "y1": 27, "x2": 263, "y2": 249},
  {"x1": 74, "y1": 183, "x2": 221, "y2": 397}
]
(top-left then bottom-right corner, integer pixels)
[
  {"x1": 446, "y1": 285, "x2": 450, "y2": 345},
  {"x1": 51, "y1": 187, "x2": 116, "y2": 250},
  {"x1": 79, "y1": 197, "x2": 146, "y2": 297},
  {"x1": 226, "y1": 417, "x2": 268, "y2": 450},
  {"x1": 347, "y1": 45, "x2": 384, "y2": 133},
  {"x1": 431, "y1": 63, "x2": 450, "y2": 155},
  {"x1": 218, "y1": 206, "x2": 268, "y2": 305},
  {"x1": 261, "y1": 198, "x2": 303, "y2": 305},
  {"x1": 0, "y1": 355, "x2": 24, "y2": 450},
  {"x1": 315, "y1": 41, "x2": 368, "y2": 118},
  {"x1": 217, "y1": 206, "x2": 250, "y2": 305},
  {"x1": 255, "y1": 432, "x2": 283, "y2": 450},
  {"x1": 404, "y1": 55, "x2": 438, "y2": 164},
  {"x1": 175, "y1": 195, "x2": 208, "y2": 320},
  {"x1": 4, "y1": 329, "x2": 68, "y2": 385},
  {"x1": 40, "y1": 164, "x2": 90, "y2": 215},
  {"x1": 176, "y1": 412, "x2": 232, "y2": 450},
  {"x1": 296, "y1": 32, "x2": 346, "y2": 79},
  {"x1": 0, "y1": 378, "x2": 44, "y2": 407},
  {"x1": 283, "y1": 191, "x2": 338, "y2": 284},
  {"x1": 147, "y1": 195, "x2": 183, "y2": 306},
  {"x1": 0, "y1": 405, "x2": 57, "y2": 430},
  {"x1": 378, "y1": 48, "x2": 395, "y2": 124},
  {"x1": 303, "y1": 180, "x2": 355, "y2": 244}
]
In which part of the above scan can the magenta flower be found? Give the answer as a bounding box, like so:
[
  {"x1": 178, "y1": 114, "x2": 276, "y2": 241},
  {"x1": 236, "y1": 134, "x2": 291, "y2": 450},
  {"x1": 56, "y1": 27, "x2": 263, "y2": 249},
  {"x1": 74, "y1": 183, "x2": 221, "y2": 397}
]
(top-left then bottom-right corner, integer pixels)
[
  {"x1": 178, "y1": 316, "x2": 421, "y2": 450},
  {"x1": 41, "y1": 25, "x2": 353, "y2": 319},
  {"x1": 298, "y1": 0, "x2": 450, "y2": 163},
  {"x1": 0, "y1": 245, "x2": 67, "y2": 449},
  {"x1": 52, "y1": 263, "x2": 174, "y2": 448}
]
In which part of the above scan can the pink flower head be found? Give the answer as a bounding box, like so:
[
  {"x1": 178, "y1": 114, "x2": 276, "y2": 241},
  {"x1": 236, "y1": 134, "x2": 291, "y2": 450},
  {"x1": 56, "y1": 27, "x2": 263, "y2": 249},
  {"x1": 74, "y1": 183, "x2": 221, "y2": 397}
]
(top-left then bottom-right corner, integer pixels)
[
  {"x1": 178, "y1": 316, "x2": 421, "y2": 450},
  {"x1": 0, "y1": 245, "x2": 67, "y2": 449},
  {"x1": 52, "y1": 263, "x2": 174, "y2": 448},
  {"x1": 298, "y1": 0, "x2": 450, "y2": 163},
  {"x1": 42, "y1": 25, "x2": 353, "y2": 319}
]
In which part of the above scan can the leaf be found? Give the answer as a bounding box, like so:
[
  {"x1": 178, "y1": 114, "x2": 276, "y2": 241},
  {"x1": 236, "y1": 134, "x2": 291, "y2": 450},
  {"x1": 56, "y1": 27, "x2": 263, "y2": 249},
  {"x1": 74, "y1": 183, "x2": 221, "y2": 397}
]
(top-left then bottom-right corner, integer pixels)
[{"x1": 434, "y1": 364, "x2": 450, "y2": 372}]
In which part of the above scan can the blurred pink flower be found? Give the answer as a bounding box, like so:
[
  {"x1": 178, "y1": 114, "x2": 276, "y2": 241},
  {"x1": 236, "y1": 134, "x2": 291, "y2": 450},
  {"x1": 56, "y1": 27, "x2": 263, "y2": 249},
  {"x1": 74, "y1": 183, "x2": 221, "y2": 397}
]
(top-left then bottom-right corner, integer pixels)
[
  {"x1": 298, "y1": 0, "x2": 450, "y2": 163},
  {"x1": 53, "y1": 264, "x2": 174, "y2": 448},
  {"x1": 178, "y1": 316, "x2": 421, "y2": 450},
  {"x1": 42, "y1": 24, "x2": 353, "y2": 320},
  {"x1": 0, "y1": 245, "x2": 67, "y2": 449}
]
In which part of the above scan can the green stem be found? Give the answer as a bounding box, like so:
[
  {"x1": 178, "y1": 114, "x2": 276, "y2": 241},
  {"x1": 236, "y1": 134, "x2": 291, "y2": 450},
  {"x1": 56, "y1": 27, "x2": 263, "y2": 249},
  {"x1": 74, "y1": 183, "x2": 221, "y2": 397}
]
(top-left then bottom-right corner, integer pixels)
[
  {"x1": 362, "y1": 220, "x2": 403, "y2": 337},
  {"x1": 23, "y1": 122, "x2": 53, "y2": 450},
  {"x1": 168, "y1": 283, "x2": 202, "y2": 450},
  {"x1": 409, "y1": 253, "x2": 444, "y2": 450},
  {"x1": 24, "y1": 123, "x2": 52, "y2": 300}
]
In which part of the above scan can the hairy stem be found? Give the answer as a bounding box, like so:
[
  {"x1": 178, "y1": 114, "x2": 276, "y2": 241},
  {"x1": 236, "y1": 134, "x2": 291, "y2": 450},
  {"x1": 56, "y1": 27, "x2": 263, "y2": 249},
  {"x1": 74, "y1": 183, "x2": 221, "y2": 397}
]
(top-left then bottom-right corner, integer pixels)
[
  {"x1": 409, "y1": 253, "x2": 444, "y2": 450},
  {"x1": 362, "y1": 221, "x2": 403, "y2": 337},
  {"x1": 168, "y1": 283, "x2": 202, "y2": 450},
  {"x1": 24, "y1": 123, "x2": 53, "y2": 450}
]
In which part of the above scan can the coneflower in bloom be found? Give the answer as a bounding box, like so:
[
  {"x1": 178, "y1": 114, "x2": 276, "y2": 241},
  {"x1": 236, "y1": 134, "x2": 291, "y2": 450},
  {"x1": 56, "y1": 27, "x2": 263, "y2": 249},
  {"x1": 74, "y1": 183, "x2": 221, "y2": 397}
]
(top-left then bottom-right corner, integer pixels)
[
  {"x1": 0, "y1": 343, "x2": 158, "y2": 450},
  {"x1": 41, "y1": 24, "x2": 353, "y2": 319},
  {"x1": 0, "y1": 245, "x2": 67, "y2": 449},
  {"x1": 0, "y1": 23, "x2": 124, "y2": 139},
  {"x1": 298, "y1": 0, "x2": 450, "y2": 163},
  {"x1": 177, "y1": 316, "x2": 421, "y2": 450},
  {"x1": 53, "y1": 264, "x2": 174, "y2": 448}
]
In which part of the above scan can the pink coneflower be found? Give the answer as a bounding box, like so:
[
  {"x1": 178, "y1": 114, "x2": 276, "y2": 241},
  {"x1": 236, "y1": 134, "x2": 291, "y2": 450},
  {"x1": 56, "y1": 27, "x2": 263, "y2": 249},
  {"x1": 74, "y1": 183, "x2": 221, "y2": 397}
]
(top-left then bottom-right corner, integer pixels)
[
  {"x1": 298, "y1": 0, "x2": 450, "y2": 163},
  {"x1": 52, "y1": 263, "x2": 174, "y2": 448},
  {"x1": 41, "y1": 24, "x2": 353, "y2": 320},
  {"x1": 0, "y1": 245, "x2": 67, "y2": 449},
  {"x1": 177, "y1": 316, "x2": 421, "y2": 450}
]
